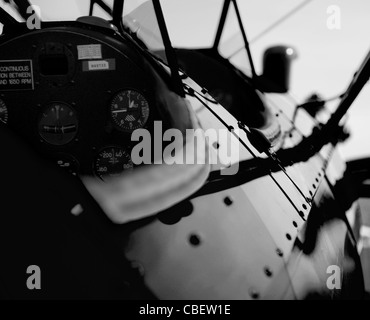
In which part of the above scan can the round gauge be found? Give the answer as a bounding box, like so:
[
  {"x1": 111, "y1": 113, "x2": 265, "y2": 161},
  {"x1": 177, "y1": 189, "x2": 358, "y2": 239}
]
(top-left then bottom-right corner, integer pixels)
[
  {"x1": 38, "y1": 102, "x2": 78, "y2": 146},
  {"x1": 110, "y1": 89, "x2": 150, "y2": 132},
  {"x1": 94, "y1": 146, "x2": 133, "y2": 181},
  {"x1": 0, "y1": 99, "x2": 8, "y2": 124}
]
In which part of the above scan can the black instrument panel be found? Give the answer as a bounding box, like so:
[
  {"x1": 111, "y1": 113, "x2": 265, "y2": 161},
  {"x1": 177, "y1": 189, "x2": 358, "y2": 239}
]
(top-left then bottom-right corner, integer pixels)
[{"x1": 0, "y1": 24, "x2": 163, "y2": 180}]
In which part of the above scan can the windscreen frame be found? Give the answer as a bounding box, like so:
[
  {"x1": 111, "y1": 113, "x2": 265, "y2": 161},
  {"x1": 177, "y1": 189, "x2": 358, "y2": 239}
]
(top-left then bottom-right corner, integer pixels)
[
  {"x1": 89, "y1": 0, "x2": 185, "y2": 96},
  {"x1": 213, "y1": 0, "x2": 257, "y2": 79}
]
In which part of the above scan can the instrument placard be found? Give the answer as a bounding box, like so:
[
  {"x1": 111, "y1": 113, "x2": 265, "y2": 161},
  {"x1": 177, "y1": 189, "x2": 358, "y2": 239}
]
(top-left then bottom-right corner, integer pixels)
[{"x1": 0, "y1": 60, "x2": 34, "y2": 91}]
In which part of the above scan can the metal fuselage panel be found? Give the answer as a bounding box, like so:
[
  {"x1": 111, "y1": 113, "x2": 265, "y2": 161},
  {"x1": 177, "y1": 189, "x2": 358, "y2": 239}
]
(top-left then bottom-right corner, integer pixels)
[{"x1": 125, "y1": 81, "x2": 362, "y2": 299}]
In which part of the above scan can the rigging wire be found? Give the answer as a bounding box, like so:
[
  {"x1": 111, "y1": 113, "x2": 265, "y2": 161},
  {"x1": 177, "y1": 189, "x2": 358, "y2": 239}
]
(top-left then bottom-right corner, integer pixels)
[
  {"x1": 227, "y1": 0, "x2": 314, "y2": 60},
  {"x1": 184, "y1": 85, "x2": 310, "y2": 218}
]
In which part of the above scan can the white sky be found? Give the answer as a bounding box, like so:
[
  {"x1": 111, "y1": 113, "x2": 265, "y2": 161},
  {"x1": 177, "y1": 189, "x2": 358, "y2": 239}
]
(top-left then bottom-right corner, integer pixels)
[{"x1": 1, "y1": 0, "x2": 370, "y2": 159}]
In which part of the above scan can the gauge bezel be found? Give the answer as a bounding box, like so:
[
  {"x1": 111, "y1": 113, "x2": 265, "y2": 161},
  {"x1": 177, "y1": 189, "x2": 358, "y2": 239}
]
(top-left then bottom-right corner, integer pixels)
[
  {"x1": 109, "y1": 88, "x2": 150, "y2": 133},
  {"x1": 93, "y1": 145, "x2": 133, "y2": 181},
  {"x1": 38, "y1": 101, "x2": 79, "y2": 146}
]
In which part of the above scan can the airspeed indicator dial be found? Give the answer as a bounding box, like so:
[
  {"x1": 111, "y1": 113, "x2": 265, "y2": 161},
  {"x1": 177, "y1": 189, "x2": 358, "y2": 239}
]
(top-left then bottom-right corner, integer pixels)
[
  {"x1": 94, "y1": 146, "x2": 133, "y2": 181},
  {"x1": 110, "y1": 90, "x2": 149, "y2": 132}
]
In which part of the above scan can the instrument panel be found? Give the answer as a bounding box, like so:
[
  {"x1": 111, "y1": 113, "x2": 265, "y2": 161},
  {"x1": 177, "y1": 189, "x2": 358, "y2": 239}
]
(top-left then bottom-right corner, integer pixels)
[{"x1": 0, "y1": 24, "x2": 165, "y2": 181}]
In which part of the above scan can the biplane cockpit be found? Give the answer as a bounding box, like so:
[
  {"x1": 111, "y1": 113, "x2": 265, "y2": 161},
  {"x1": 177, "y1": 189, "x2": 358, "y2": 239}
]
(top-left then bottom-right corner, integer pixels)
[{"x1": 0, "y1": 0, "x2": 369, "y2": 300}]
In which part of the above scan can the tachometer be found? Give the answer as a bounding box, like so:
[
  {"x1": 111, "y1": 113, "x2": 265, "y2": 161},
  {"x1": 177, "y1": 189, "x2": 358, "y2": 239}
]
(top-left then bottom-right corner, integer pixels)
[
  {"x1": 94, "y1": 146, "x2": 133, "y2": 181},
  {"x1": 110, "y1": 89, "x2": 149, "y2": 132},
  {"x1": 38, "y1": 102, "x2": 78, "y2": 146},
  {"x1": 0, "y1": 99, "x2": 8, "y2": 124}
]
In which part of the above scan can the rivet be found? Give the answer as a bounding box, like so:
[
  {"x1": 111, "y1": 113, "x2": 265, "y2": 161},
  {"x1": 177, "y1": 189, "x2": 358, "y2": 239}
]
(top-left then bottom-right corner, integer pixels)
[
  {"x1": 264, "y1": 267, "x2": 273, "y2": 277},
  {"x1": 189, "y1": 234, "x2": 201, "y2": 246},
  {"x1": 276, "y1": 249, "x2": 284, "y2": 257},
  {"x1": 309, "y1": 191, "x2": 313, "y2": 197},
  {"x1": 286, "y1": 233, "x2": 292, "y2": 241},
  {"x1": 302, "y1": 204, "x2": 307, "y2": 210},
  {"x1": 249, "y1": 289, "x2": 260, "y2": 299},
  {"x1": 224, "y1": 196, "x2": 233, "y2": 206},
  {"x1": 312, "y1": 184, "x2": 316, "y2": 189},
  {"x1": 213, "y1": 142, "x2": 220, "y2": 149},
  {"x1": 220, "y1": 159, "x2": 232, "y2": 169},
  {"x1": 293, "y1": 221, "x2": 298, "y2": 228},
  {"x1": 315, "y1": 178, "x2": 319, "y2": 183}
]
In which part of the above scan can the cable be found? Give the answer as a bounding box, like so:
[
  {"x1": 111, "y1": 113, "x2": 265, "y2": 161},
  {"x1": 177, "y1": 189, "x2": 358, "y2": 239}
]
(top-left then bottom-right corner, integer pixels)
[
  {"x1": 228, "y1": 0, "x2": 314, "y2": 60},
  {"x1": 251, "y1": 0, "x2": 314, "y2": 44},
  {"x1": 185, "y1": 85, "x2": 311, "y2": 216}
]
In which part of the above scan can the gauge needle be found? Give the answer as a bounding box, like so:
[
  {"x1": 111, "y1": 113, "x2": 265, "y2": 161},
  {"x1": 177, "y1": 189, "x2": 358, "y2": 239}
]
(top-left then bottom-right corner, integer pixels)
[
  {"x1": 55, "y1": 105, "x2": 60, "y2": 121},
  {"x1": 129, "y1": 101, "x2": 135, "y2": 109},
  {"x1": 110, "y1": 148, "x2": 118, "y2": 165},
  {"x1": 112, "y1": 109, "x2": 128, "y2": 113}
]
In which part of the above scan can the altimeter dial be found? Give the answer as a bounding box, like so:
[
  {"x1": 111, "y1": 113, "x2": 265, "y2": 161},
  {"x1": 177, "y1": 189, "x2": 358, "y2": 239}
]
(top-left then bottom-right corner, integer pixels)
[{"x1": 110, "y1": 89, "x2": 149, "y2": 132}]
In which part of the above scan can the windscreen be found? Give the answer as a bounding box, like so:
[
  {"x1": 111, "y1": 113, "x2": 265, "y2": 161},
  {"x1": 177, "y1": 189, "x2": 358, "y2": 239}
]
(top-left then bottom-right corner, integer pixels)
[
  {"x1": 2, "y1": 0, "x2": 168, "y2": 63},
  {"x1": 160, "y1": 0, "x2": 254, "y2": 78}
]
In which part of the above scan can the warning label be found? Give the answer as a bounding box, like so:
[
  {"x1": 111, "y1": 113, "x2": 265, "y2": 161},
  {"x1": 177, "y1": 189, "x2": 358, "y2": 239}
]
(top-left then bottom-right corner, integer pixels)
[{"x1": 0, "y1": 60, "x2": 34, "y2": 91}]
